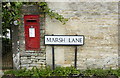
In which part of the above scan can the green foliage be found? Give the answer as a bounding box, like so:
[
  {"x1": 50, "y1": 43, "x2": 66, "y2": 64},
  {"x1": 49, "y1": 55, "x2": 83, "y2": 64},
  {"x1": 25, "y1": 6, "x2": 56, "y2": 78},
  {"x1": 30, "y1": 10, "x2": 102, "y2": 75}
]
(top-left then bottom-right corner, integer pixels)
[
  {"x1": 2, "y1": 2, "x2": 68, "y2": 36},
  {"x1": 108, "y1": 68, "x2": 120, "y2": 77},
  {"x1": 82, "y1": 69, "x2": 109, "y2": 76},
  {"x1": 4, "y1": 66, "x2": 80, "y2": 77},
  {"x1": 52, "y1": 67, "x2": 80, "y2": 76},
  {"x1": 4, "y1": 66, "x2": 120, "y2": 77},
  {"x1": 2, "y1": 2, "x2": 22, "y2": 36},
  {"x1": 81, "y1": 68, "x2": 120, "y2": 77},
  {"x1": 38, "y1": 2, "x2": 68, "y2": 24}
]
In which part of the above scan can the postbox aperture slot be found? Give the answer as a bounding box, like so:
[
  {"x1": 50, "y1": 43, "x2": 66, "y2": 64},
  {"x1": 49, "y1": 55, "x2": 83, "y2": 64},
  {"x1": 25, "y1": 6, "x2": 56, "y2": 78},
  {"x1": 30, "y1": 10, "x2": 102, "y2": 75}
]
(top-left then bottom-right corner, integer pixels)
[{"x1": 26, "y1": 19, "x2": 37, "y2": 22}]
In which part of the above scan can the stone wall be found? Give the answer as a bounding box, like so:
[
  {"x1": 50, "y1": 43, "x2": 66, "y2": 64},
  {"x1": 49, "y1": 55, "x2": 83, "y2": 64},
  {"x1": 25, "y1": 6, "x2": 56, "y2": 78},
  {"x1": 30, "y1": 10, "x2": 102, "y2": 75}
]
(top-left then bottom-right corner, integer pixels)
[
  {"x1": 45, "y1": 2, "x2": 119, "y2": 69},
  {"x1": 13, "y1": 2, "x2": 119, "y2": 70},
  {"x1": 13, "y1": 5, "x2": 46, "y2": 69}
]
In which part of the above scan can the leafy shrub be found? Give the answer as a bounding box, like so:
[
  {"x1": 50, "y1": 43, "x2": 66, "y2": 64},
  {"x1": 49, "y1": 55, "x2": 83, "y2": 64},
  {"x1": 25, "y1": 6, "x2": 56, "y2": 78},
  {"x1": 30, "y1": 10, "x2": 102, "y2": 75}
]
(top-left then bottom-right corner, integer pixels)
[
  {"x1": 81, "y1": 68, "x2": 120, "y2": 77},
  {"x1": 4, "y1": 66, "x2": 80, "y2": 77},
  {"x1": 4, "y1": 67, "x2": 120, "y2": 77},
  {"x1": 109, "y1": 68, "x2": 120, "y2": 77},
  {"x1": 52, "y1": 67, "x2": 80, "y2": 76},
  {"x1": 82, "y1": 69, "x2": 108, "y2": 76}
]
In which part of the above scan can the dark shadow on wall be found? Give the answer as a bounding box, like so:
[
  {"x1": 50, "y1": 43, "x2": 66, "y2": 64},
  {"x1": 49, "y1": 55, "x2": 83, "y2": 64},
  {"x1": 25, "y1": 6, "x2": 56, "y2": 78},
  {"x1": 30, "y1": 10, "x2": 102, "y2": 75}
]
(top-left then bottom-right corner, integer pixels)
[{"x1": 0, "y1": 1, "x2": 2, "y2": 71}]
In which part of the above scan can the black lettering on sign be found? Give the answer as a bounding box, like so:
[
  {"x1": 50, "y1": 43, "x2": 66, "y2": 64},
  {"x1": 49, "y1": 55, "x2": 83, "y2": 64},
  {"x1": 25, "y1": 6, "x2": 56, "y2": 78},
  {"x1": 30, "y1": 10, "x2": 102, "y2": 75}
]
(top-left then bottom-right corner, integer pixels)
[
  {"x1": 47, "y1": 38, "x2": 51, "y2": 42},
  {"x1": 46, "y1": 38, "x2": 65, "y2": 42},
  {"x1": 69, "y1": 38, "x2": 82, "y2": 43},
  {"x1": 45, "y1": 35, "x2": 84, "y2": 45},
  {"x1": 76, "y1": 38, "x2": 82, "y2": 42},
  {"x1": 59, "y1": 38, "x2": 65, "y2": 42},
  {"x1": 54, "y1": 38, "x2": 58, "y2": 42}
]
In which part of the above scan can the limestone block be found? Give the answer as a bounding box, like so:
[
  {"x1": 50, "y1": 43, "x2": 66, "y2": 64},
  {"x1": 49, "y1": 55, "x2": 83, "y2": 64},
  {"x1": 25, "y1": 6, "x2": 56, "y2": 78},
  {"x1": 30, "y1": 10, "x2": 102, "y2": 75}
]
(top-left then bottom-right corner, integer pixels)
[
  {"x1": 37, "y1": 61, "x2": 45, "y2": 65},
  {"x1": 21, "y1": 64, "x2": 29, "y2": 68},
  {"x1": 21, "y1": 60, "x2": 32, "y2": 64},
  {"x1": 27, "y1": 67, "x2": 33, "y2": 70},
  {"x1": 36, "y1": 57, "x2": 46, "y2": 60},
  {"x1": 21, "y1": 57, "x2": 27, "y2": 60},
  {"x1": 30, "y1": 64, "x2": 41, "y2": 67},
  {"x1": 31, "y1": 56, "x2": 36, "y2": 59}
]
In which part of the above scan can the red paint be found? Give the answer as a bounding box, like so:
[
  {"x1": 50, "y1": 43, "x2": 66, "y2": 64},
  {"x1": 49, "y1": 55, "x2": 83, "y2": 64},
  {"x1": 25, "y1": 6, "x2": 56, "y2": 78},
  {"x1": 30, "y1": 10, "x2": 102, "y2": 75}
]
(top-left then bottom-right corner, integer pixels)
[{"x1": 24, "y1": 15, "x2": 40, "y2": 50}]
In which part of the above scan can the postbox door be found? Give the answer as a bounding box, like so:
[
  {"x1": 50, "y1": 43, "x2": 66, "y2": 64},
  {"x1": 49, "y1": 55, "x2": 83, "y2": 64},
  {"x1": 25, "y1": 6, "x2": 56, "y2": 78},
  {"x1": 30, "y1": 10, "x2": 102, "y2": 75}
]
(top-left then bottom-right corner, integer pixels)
[{"x1": 24, "y1": 15, "x2": 40, "y2": 50}]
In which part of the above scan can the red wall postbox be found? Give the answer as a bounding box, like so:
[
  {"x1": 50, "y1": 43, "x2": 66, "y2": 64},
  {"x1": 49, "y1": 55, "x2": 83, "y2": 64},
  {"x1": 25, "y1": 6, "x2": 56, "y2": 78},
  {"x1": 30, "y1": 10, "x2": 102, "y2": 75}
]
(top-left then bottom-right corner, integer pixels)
[{"x1": 24, "y1": 15, "x2": 40, "y2": 50}]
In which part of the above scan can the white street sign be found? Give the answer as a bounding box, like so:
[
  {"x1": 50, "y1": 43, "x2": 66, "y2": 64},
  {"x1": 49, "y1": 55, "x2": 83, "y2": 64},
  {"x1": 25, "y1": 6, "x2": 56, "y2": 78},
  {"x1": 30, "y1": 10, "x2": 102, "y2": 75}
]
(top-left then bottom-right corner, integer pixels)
[{"x1": 45, "y1": 35, "x2": 84, "y2": 45}]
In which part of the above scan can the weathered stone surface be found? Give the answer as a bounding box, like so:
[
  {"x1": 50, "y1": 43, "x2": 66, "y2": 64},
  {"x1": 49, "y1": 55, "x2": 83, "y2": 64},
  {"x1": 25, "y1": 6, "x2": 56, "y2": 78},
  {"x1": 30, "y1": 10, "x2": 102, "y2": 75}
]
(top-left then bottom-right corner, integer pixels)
[
  {"x1": 30, "y1": 64, "x2": 41, "y2": 67},
  {"x1": 13, "y1": 2, "x2": 119, "y2": 69},
  {"x1": 21, "y1": 64, "x2": 29, "y2": 68},
  {"x1": 36, "y1": 57, "x2": 46, "y2": 60},
  {"x1": 21, "y1": 57, "x2": 27, "y2": 60},
  {"x1": 21, "y1": 5, "x2": 40, "y2": 15},
  {"x1": 21, "y1": 60, "x2": 32, "y2": 64},
  {"x1": 46, "y1": 2, "x2": 118, "y2": 69},
  {"x1": 13, "y1": 5, "x2": 46, "y2": 69}
]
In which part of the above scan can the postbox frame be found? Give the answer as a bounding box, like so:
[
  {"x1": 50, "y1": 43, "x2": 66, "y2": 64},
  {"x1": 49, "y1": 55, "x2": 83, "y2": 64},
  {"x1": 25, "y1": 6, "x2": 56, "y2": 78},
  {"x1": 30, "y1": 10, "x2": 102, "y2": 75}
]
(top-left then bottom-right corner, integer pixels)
[{"x1": 24, "y1": 15, "x2": 40, "y2": 50}]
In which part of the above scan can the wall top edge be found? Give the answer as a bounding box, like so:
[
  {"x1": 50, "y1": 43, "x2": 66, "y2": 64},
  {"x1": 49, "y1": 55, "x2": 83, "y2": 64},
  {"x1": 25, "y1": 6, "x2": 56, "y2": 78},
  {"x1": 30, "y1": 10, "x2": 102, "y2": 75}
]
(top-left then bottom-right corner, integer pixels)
[{"x1": 2, "y1": 0, "x2": 120, "y2": 2}]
